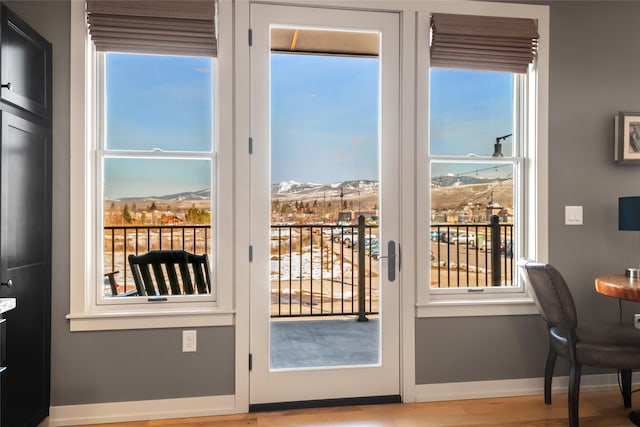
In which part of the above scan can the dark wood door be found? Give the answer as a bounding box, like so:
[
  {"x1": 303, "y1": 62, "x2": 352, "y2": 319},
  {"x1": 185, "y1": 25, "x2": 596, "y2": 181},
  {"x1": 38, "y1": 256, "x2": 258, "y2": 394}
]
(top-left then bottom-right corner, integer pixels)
[
  {"x1": 0, "y1": 111, "x2": 51, "y2": 426},
  {"x1": 0, "y1": 4, "x2": 52, "y2": 121}
]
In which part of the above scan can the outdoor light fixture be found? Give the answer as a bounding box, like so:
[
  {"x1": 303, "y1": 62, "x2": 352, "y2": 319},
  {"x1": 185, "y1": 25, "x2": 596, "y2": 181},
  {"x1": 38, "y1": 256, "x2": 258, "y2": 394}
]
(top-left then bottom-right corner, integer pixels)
[
  {"x1": 619, "y1": 196, "x2": 640, "y2": 277},
  {"x1": 492, "y1": 133, "x2": 512, "y2": 157}
]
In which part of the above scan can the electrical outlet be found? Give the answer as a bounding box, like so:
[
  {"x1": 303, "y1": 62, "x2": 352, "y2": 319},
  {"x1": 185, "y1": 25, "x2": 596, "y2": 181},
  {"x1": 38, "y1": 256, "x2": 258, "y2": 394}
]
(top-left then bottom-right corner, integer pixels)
[
  {"x1": 183, "y1": 330, "x2": 197, "y2": 352},
  {"x1": 635, "y1": 314, "x2": 640, "y2": 330}
]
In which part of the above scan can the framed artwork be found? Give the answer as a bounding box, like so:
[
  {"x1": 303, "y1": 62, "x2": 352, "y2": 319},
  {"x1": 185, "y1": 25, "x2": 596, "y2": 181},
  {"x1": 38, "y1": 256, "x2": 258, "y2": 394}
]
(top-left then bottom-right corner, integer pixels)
[{"x1": 615, "y1": 111, "x2": 640, "y2": 163}]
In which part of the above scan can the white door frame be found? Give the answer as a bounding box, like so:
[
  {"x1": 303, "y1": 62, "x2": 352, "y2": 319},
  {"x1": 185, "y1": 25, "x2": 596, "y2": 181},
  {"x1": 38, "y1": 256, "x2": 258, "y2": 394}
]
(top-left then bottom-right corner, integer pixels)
[{"x1": 248, "y1": 2, "x2": 401, "y2": 405}]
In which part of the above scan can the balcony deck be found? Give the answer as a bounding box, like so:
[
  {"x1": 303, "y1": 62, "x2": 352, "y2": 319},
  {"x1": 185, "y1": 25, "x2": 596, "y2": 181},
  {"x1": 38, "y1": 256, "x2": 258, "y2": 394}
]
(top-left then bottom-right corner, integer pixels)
[{"x1": 270, "y1": 317, "x2": 379, "y2": 369}]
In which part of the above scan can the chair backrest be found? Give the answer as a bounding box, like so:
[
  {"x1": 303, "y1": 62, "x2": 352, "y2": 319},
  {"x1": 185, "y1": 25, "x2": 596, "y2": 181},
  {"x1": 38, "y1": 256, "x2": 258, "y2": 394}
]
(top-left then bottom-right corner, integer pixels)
[
  {"x1": 518, "y1": 258, "x2": 577, "y2": 329},
  {"x1": 128, "y1": 250, "x2": 211, "y2": 296}
]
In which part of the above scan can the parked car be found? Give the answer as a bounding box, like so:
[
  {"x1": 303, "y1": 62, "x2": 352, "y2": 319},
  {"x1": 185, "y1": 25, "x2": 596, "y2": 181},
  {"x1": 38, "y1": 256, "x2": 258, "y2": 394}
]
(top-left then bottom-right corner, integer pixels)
[
  {"x1": 438, "y1": 231, "x2": 452, "y2": 243},
  {"x1": 449, "y1": 232, "x2": 476, "y2": 247},
  {"x1": 479, "y1": 238, "x2": 513, "y2": 257},
  {"x1": 430, "y1": 230, "x2": 442, "y2": 241},
  {"x1": 332, "y1": 229, "x2": 356, "y2": 244},
  {"x1": 500, "y1": 240, "x2": 513, "y2": 257}
]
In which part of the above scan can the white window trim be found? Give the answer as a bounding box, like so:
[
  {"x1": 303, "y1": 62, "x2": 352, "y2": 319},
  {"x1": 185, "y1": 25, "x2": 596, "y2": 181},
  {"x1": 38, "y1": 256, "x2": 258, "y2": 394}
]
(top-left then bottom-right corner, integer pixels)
[
  {"x1": 68, "y1": 0, "x2": 235, "y2": 331},
  {"x1": 415, "y1": 2, "x2": 549, "y2": 318}
]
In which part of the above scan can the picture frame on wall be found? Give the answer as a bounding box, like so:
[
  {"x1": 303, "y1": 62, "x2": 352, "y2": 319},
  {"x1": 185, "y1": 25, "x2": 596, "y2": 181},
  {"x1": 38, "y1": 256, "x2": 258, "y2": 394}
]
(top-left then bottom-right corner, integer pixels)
[{"x1": 615, "y1": 111, "x2": 640, "y2": 163}]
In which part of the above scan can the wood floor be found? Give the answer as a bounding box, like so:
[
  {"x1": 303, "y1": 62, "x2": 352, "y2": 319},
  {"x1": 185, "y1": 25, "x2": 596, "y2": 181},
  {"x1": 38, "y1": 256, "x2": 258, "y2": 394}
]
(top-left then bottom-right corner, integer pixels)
[{"x1": 67, "y1": 388, "x2": 637, "y2": 427}]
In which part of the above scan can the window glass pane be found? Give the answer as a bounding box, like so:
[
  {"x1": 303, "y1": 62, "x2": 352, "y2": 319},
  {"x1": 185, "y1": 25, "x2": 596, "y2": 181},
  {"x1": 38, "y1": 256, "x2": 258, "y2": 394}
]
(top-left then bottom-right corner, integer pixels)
[
  {"x1": 429, "y1": 69, "x2": 514, "y2": 157},
  {"x1": 102, "y1": 158, "x2": 213, "y2": 297},
  {"x1": 105, "y1": 53, "x2": 213, "y2": 152},
  {"x1": 429, "y1": 161, "x2": 515, "y2": 288}
]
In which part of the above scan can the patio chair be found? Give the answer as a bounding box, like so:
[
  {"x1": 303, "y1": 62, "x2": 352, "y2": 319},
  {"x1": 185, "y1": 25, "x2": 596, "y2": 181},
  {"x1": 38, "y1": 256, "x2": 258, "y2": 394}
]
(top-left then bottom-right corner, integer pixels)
[
  {"x1": 104, "y1": 270, "x2": 138, "y2": 296},
  {"x1": 128, "y1": 250, "x2": 211, "y2": 296},
  {"x1": 518, "y1": 258, "x2": 640, "y2": 427}
]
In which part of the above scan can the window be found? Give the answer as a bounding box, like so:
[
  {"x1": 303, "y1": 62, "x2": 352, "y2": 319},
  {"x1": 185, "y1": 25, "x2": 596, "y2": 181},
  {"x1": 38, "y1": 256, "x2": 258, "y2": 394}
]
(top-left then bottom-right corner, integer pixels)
[
  {"x1": 417, "y1": 6, "x2": 549, "y2": 317},
  {"x1": 429, "y1": 69, "x2": 519, "y2": 292},
  {"x1": 69, "y1": 0, "x2": 233, "y2": 330},
  {"x1": 98, "y1": 52, "x2": 215, "y2": 303}
]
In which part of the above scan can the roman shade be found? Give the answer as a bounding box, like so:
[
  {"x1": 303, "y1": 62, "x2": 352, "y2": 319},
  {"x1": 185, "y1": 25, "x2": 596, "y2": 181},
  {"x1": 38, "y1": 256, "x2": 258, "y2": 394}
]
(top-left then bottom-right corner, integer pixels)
[
  {"x1": 86, "y1": 0, "x2": 217, "y2": 57},
  {"x1": 430, "y1": 13, "x2": 538, "y2": 73}
]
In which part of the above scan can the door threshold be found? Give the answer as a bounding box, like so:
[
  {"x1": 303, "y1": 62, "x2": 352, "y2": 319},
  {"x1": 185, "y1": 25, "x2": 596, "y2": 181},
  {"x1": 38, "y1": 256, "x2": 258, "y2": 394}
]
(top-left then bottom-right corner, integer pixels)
[{"x1": 249, "y1": 394, "x2": 401, "y2": 412}]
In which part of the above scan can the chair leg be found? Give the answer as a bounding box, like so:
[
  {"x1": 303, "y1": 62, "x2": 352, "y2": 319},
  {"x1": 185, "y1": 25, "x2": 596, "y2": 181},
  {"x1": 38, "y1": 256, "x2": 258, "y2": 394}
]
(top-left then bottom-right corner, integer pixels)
[
  {"x1": 568, "y1": 363, "x2": 582, "y2": 427},
  {"x1": 622, "y1": 369, "x2": 633, "y2": 408},
  {"x1": 544, "y1": 348, "x2": 557, "y2": 404}
]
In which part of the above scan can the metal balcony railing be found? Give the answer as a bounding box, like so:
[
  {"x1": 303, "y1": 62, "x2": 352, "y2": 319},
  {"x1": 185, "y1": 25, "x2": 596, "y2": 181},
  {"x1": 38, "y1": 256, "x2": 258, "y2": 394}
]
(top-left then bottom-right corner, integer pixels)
[
  {"x1": 270, "y1": 220, "x2": 379, "y2": 318},
  {"x1": 102, "y1": 218, "x2": 515, "y2": 312},
  {"x1": 430, "y1": 219, "x2": 514, "y2": 288}
]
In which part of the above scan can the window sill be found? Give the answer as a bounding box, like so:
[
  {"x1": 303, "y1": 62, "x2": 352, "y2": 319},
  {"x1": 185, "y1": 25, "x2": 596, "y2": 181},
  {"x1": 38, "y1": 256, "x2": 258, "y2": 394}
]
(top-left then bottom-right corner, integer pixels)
[
  {"x1": 416, "y1": 297, "x2": 538, "y2": 318},
  {"x1": 66, "y1": 308, "x2": 235, "y2": 331}
]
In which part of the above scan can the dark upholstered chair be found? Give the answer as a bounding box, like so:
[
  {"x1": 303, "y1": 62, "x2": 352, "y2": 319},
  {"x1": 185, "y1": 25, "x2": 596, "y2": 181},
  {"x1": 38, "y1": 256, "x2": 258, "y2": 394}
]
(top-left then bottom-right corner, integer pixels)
[
  {"x1": 128, "y1": 250, "x2": 211, "y2": 296},
  {"x1": 518, "y1": 259, "x2": 640, "y2": 427}
]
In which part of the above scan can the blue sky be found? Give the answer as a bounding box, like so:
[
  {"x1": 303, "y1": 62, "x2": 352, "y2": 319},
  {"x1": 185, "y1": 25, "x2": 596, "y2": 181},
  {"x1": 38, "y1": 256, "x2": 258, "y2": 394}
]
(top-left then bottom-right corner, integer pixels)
[
  {"x1": 104, "y1": 53, "x2": 513, "y2": 198},
  {"x1": 429, "y1": 69, "x2": 513, "y2": 180},
  {"x1": 430, "y1": 69, "x2": 513, "y2": 157},
  {"x1": 106, "y1": 53, "x2": 213, "y2": 152},
  {"x1": 270, "y1": 54, "x2": 379, "y2": 183},
  {"x1": 104, "y1": 53, "x2": 212, "y2": 199}
]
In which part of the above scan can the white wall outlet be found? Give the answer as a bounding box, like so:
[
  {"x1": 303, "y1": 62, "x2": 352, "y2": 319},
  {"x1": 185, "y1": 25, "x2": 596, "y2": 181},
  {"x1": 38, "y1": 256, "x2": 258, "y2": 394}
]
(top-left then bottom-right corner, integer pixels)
[
  {"x1": 182, "y1": 330, "x2": 197, "y2": 352},
  {"x1": 635, "y1": 314, "x2": 640, "y2": 330}
]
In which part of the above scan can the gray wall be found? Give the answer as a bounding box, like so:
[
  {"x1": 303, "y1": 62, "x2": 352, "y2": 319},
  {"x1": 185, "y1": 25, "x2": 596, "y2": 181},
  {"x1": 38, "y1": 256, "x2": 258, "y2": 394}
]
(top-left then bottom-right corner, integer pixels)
[{"x1": 11, "y1": 0, "x2": 640, "y2": 407}]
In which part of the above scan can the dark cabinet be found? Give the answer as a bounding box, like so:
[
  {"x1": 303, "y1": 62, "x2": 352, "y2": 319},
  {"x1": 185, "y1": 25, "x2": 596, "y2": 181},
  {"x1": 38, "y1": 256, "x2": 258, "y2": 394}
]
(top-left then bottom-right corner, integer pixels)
[
  {"x1": 0, "y1": 4, "x2": 51, "y2": 121},
  {"x1": 0, "y1": 3, "x2": 51, "y2": 427}
]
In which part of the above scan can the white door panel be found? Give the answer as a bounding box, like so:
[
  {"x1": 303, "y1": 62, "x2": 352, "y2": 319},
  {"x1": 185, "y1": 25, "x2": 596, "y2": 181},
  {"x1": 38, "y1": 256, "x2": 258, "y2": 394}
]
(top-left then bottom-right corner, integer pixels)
[{"x1": 250, "y1": 3, "x2": 400, "y2": 405}]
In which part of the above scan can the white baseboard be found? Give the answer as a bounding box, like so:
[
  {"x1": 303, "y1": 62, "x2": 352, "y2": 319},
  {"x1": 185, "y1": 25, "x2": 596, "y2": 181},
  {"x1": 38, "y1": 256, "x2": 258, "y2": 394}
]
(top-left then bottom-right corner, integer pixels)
[
  {"x1": 415, "y1": 373, "x2": 631, "y2": 402},
  {"x1": 45, "y1": 394, "x2": 236, "y2": 426}
]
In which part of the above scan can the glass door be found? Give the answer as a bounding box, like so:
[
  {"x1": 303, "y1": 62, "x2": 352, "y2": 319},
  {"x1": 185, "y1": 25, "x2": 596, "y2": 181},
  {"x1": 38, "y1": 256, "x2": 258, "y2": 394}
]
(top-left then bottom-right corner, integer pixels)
[{"x1": 250, "y1": 3, "x2": 400, "y2": 405}]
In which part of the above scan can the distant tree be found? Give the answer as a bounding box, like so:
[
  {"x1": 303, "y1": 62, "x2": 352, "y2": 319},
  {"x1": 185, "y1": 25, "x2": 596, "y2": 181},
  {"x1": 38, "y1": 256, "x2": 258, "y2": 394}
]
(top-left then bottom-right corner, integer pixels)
[
  {"x1": 185, "y1": 207, "x2": 211, "y2": 224},
  {"x1": 132, "y1": 203, "x2": 137, "y2": 212},
  {"x1": 149, "y1": 202, "x2": 157, "y2": 211},
  {"x1": 313, "y1": 200, "x2": 318, "y2": 208},
  {"x1": 110, "y1": 202, "x2": 115, "y2": 210},
  {"x1": 122, "y1": 204, "x2": 132, "y2": 224},
  {"x1": 141, "y1": 212, "x2": 147, "y2": 224}
]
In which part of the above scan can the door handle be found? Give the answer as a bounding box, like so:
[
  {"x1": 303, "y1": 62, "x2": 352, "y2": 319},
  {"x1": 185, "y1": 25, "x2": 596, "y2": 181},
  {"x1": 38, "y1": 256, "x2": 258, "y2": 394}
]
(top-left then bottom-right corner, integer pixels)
[
  {"x1": 378, "y1": 240, "x2": 396, "y2": 282},
  {"x1": 1, "y1": 83, "x2": 11, "y2": 90},
  {"x1": 1, "y1": 280, "x2": 12, "y2": 288}
]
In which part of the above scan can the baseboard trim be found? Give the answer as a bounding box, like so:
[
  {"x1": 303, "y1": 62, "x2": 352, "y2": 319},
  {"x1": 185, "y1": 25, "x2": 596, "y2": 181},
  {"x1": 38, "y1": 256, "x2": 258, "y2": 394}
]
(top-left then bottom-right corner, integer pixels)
[
  {"x1": 45, "y1": 394, "x2": 236, "y2": 426},
  {"x1": 415, "y1": 373, "x2": 631, "y2": 402}
]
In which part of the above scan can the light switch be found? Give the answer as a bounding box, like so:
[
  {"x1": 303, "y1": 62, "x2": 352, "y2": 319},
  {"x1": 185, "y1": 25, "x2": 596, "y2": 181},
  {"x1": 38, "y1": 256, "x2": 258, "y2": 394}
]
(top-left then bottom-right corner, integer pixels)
[{"x1": 565, "y1": 206, "x2": 583, "y2": 225}]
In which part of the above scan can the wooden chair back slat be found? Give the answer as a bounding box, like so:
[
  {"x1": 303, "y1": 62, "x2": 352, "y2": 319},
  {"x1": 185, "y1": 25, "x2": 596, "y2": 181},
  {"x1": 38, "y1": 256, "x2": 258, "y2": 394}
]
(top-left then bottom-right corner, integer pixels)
[
  {"x1": 151, "y1": 263, "x2": 169, "y2": 295},
  {"x1": 165, "y1": 263, "x2": 182, "y2": 295},
  {"x1": 194, "y1": 262, "x2": 209, "y2": 294},
  {"x1": 179, "y1": 262, "x2": 195, "y2": 294}
]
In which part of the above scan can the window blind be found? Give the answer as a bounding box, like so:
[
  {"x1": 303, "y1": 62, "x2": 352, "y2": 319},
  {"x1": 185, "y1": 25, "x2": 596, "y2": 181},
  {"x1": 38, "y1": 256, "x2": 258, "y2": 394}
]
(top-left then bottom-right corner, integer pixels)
[
  {"x1": 86, "y1": 0, "x2": 216, "y2": 57},
  {"x1": 430, "y1": 13, "x2": 538, "y2": 74}
]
